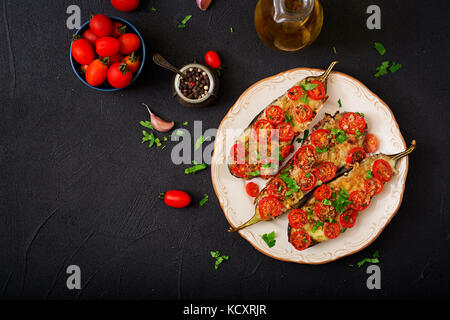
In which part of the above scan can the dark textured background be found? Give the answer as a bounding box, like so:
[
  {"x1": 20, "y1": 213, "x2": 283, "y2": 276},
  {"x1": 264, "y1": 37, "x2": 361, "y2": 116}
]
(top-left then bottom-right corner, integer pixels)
[{"x1": 0, "y1": 0, "x2": 449, "y2": 300}]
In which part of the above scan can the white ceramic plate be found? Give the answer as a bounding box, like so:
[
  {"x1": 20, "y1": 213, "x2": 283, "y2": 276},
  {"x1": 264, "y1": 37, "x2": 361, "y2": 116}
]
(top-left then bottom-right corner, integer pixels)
[{"x1": 211, "y1": 68, "x2": 409, "y2": 264}]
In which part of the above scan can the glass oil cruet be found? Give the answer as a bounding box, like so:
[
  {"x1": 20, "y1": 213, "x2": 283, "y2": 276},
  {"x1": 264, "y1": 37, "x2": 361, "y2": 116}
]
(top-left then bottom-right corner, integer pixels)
[{"x1": 255, "y1": 0, "x2": 324, "y2": 52}]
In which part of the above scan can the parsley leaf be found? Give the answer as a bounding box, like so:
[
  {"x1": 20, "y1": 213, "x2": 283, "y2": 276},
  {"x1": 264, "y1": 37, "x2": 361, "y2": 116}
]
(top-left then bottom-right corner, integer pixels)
[
  {"x1": 199, "y1": 194, "x2": 209, "y2": 207},
  {"x1": 284, "y1": 113, "x2": 295, "y2": 127},
  {"x1": 312, "y1": 221, "x2": 324, "y2": 233},
  {"x1": 355, "y1": 129, "x2": 363, "y2": 138},
  {"x1": 389, "y1": 62, "x2": 402, "y2": 73},
  {"x1": 322, "y1": 198, "x2": 332, "y2": 206},
  {"x1": 375, "y1": 61, "x2": 390, "y2": 78},
  {"x1": 332, "y1": 189, "x2": 352, "y2": 214},
  {"x1": 315, "y1": 146, "x2": 328, "y2": 153},
  {"x1": 140, "y1": 120, "x2": 154, "y2": 130},
  {"x1": 183, "y1": 121, "x2": 188, "y2": 126},
  {"x1": 142, "y1": 130, "x2": 155, "y2": 147},
  {"x1": 302, "y1": 83, "x2": 318, "y2": 91},
  {"x1": 355, "y1": 250, "x2": 380, "y2": 268},
  {"x1": 262, "y1": 231, "x2": 276, "y2": 248},
  {"x1": 210, "y1": 251, "x2": 229, "y2": 270},
  {"x1": 366, "y1": 170, "x2": 373, "y2": 180},
  {"x1": 280, "y1": 172, "x2": 300, "y2": 192},
  {"x1": 374, "y1": 42, "x2": 386, "y2": 55},
  {"x1": 178, "y1": 15, "x2": 192, "y2": 28}
]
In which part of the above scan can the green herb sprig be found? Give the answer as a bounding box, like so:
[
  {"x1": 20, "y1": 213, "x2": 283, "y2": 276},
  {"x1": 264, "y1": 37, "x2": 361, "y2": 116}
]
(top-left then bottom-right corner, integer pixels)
[{"x1": 210, "y1": 251, "x2": 229, "y2": 270}]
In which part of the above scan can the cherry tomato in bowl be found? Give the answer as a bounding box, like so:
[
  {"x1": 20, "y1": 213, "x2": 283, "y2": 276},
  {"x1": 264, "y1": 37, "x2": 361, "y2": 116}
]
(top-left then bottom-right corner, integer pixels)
[{"x1": 70, "y1": 16, "x2": 145, "y2": 92}]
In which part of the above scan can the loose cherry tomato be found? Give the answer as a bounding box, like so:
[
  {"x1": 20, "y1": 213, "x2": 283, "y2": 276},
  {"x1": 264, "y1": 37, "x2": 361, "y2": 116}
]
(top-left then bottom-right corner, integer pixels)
[
  {"x1": 163, "y1": 190, "x2": 191, "y2": 208},
  {"x1": 275, "y1": 122, "x2": 294, "y2": 142},
  {"x1": 252, "y1": 119, "x2": 274, "y2": 142},
  {"x1": 314, "y1": 184, "x2": 332, "y2": 201},
  {"x1": 90, "y1": 14, "x2": 113, "y2": 37},
  {"x1": 265, "y1": 105, "x2": 284, "y2": 125},
  {"x1": 112, "y1": 22, "x2": 127, "y2": 37},
  {"x1": 349, "y1": 191, "x2": 371, "y2": 211},
  {"x1": 372, "y1": 159, "x2": 393, "y2": 182},
  {"x1": 230, "y1": 142, "x2": 246, "y2": 164},
  {"x1": 294, "y1": 145, "x2": 317, "y2": 169},
  {"x1": 266, "y1": 178, "x2": 288, "y2": 199},
  {"x1": 297, "y1": 170, "x2": 316, "y2": 191},
  {"x1": 280, "y1": 145, "x2": 294, "y2": 158},
  {"x1": 288, "y1": 209, "x2": 308, "y2": 229},
  {"x1": 363, "y1": 134, "x2": 378, "y2": 153},
  {"x1": 314, "y1": 161, "x2": 337, "y2": 182},
  {"x1": 324, "y1": 222, "x2": 340, "y2": 239},
  {"x1": 246, "y1": 182, "x2": 259, "y2": 197},
  {"x1": 258, "y1": 158, "x2": 279, "y2": 179},
  {"x1": 287, "y1": 86, "x2": 305, "y2": 101},
  {"x1": 204, "y1": 50, "x2": 221, "y2": 69},
  {"x1": 107, "y1": 62, "x2": 133, "y2": 89},
  {"x1": 306, "y1": 80, "x2": 325, "y2": 100},
  {"x1": 290, "y1": 230, "x2": 311, "y2": 251},
  {"x1": 111, "y1": 0, "x2": 140, "y2": 12},
  {"x1": 340, "y1": 209, "x2": 358, "y2": 228},
  {"x1": 314, "y1": 202, "x2": 336, "y2": 222},
  {"x1": 232, "y1": 162, "x2": 249, "y2": 178},
  {"x1": 364, "y1": 178, "x2": 383, "y2": 196},
  {"x1": 82, "y1": 29, "x2": 99, "y2": 45},
  {"x1": 96, "y1": 37, "x2": 120, "y2": 57},
  {"x1": 346, "y1": 147, "x2": 366, "y2": 165},
  {"x1": 311, "y1": 129, "x2": 332, "y2": 149},
  {"x1": 339, "y1": 112, "x2": 366, "y2": 134},
  {"x1": 124, "y1": 52, "x2": 140, "y2": 73},
  {"x1": 258, "y1": 196, "x2": 282, "y2": 219},
  {"x1": 71, "y1": 37, "x2": 95, "y2": 65},
  {"x1": 294, "y1": 104, "x2": 313, "y2": 123},
  {"x1": 85, "y1": 58, "x2": 109, "y2": 86},
  {"x1": 118, "y1": 33, "x2": 141, "y2": 55}
]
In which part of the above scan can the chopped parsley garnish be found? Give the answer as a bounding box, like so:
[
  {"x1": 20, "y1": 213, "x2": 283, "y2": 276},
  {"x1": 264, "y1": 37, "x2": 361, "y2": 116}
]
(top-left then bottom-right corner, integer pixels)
[
  {"x1": 375, "y1": 61, "x2": 390, "y2": 78},
  {"x1": 199, "y1": 194, "x2": 209, "y2": 207},
  {"x1": 210, "y1": 251, "x2": 229, "y2": 270},
  {"x1": 142, "y1": 130, "x2": 155, "y2": 147},
  {"x1": 332, "y1": 189, "x2": 352, "y2": 214},
  {"x1": 262, "y1": 231, "x2": 276, "y2": 248},
  {"x1": 322, "y1": 198, "x2": 332, "y2": 206},
  {"x1": 312, "y1": 221, "x2": 324, "y2": 233},
  {"x1": 374, "y1": 42, "x2": 386, "y2": 55},
  {"x1": 280, "y1": 172, "x2": 300, "y2": 192},
  {"x1": 284, "y1": 113, "x2": 295, "y2": 127},
  {"x1": 194, "y1": 135, "x2": 210, "y2": 150},
  {"x1": 355, "y1": 112, "x2": 365, "y2": 118},
  {"x1": 338, "y1": 99, "x2": 342, "y2": 108},
  {"x1": 285, "y1": 190, "x2": 294, "y2": 198},
  {"x1": 247, "y1": 170, "x2": 261, "y2": 177},
  {"x1": 185, "y1": 162, "x2": 207, "y2": 174},
  {"x1": 296, "y1": 129, "x2": 309, "y2": 144},
  {"x1": 230, "y1": 27, "x2": 234, "y2": 33},
  {"x1": 389, "y1": 62, "x2": 402, "y2": 73},
  {"x1": 352, "y1": 250, "x2": 380, "y2": 268},
  {"x1": 155, "y1": 138, "x2": 162, "y2": 147},
  {"x1": 299, "y1": 93, "x2": 310, "y2": 105},
  {"x1": 366, "y1": 170, "x2": 373, "y2": 179},
  {"x1": 315, "y1": 146, "x2": 328, "y2": 154},
  {"x1": 355, "y1": 129, "x2": 363, "y2": 138},
  {"x1": 175, "y1": 129, "x2": 185, "y2": 137},
  {"x1": 178, "y1": 15, "x2": 192, "y2": 28},
  {"x1": 140, "y1": 121, "x2": 154, "y2": 130},
  {"x1": 329, "y1": 128, "x2": 347, "y2": 144},
  {"x1": 152, "y1": 7, "x2": 157, "y2": 12},
  {"x1": 183, "y1": 121, "x2": 188, "y2": 126},
  {"x1": 332, "y1": 46, "x2": 337, "y2": 54},
  {"x1": 340, "y1": 227, "x2": 347, "y2": 234}
]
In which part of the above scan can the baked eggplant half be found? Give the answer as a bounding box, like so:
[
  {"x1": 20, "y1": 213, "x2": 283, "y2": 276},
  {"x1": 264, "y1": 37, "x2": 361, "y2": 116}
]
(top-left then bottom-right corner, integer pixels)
[
  {"x1": 287, "y1": 141, "x2": 416, "y2": 251},
  {"x1": 228, "y1": 111, "x2": 368, "y2": 232},
  {"x1": 228, "y1": 61, "x2": 338, "y2": 180}
]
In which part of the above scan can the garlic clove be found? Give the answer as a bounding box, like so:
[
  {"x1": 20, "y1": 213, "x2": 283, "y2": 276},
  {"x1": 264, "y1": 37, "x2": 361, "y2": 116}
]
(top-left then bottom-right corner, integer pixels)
[
  {"x1": 196, "y1": 0, "x2": 213, "y2": 11},
  {"x1": 142, "y1": 103, "x2": 175, "y2": 132}
]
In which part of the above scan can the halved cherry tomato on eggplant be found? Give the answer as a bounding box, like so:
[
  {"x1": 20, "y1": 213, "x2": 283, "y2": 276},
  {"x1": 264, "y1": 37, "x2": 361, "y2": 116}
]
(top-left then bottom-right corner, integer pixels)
[
  {"x1": 314, "y1": 184, "x2": 332, "y2": 201},
  {"x1": 275, "y1": 122, "x2": 294, "y2": 142},
  {"x1": 314, "y1": 161, "x2": 337, "y2": 182},
  {"x1": 294, "y1": 145, "x2": 317, "y2": 169},
  {"x1": 258, "y1": 158, "x2": 279, "y2": 179},
  {"x1": 90, "y1": 14, "x2": 113, "y2": 37},
  {"x1": 280, "y1": 145, "x2": 294, "y2": 158},
  {"x1": 71, "y1": 38, "x2": 95, "y2": 65},
  {"x1": 118, "y1": 33, "x2": 141, "y2": 55},
  {"x1": 265, "y1": 105, "x2": 284, "y2": 125},
  {"x1": 297, "y1": 169, "x2": 316, "y2": 192},
  {"x1": 290, "y1": 230, "x2": 311, "y2": 251},
  {"x1": 82, "y1": 29, "x2": 99, "y2": 45},
  {"x1": 364, "y1": 178, "x2": 383, "y2": 196},
  {"x1": 287, "y1": 86, "x2": 305, "y2": 101},
  {"x1": 363, "y1": 134, "x2": 378, "y2": 153},
  {"x1": 246, "y1": 182, "x2": 259, "y2": 197},
  {"x1": 111, "y1": 0, "x2": 140, "y2": 12},
  {"x1": 124, "y1": 52, "x2": 140, "y2": 73},
  {"x1": 346, "y1": 147, "x2": 366, "y2": 165},
  {"x1": 372, "y1": 159, "x2": 393, "y2": 182},
  {"x1": 96, "y1": 37, "x2": 120, "y2": 57},
  {"x1": 311, "y1": 129, "x2": 332, "y2": 149},
  {"x1": 107, "y1": 62, "x2": 133, "y2": 88},
  {"x1": 86, "y1": 58, "x2": 109, "y2": 86},
  {"x1": 258, "y1": 196, "x2": 282, "y2": 219},
  {"x1": 112, "y1": 22, "x2": 127, "y2": 37},
  {"x1": 252, "y1": 119, "x2": 274, "y2": 142},
  {"x1": 324, "y1": 222, "x2": 340, "y2": 239},
  {"x1": 339, "y1": 112, "x2": 366, "y2": 134},
  {"x1": 266, "y1": 178, "x2": 288, "y2": 199},
  {"x1": 340, "y1": 209, "x2": 358, "y2": 228},
  {"x1": 232, "y1": 162, "x2": 250, "y2": 178},
  {"x1": 349, "y1": 191, "x2": 371, "y2": 211},
  {"x1": 288, "y1": 209, "x2": 308, "y2": 229},
  {"x1": 306, "y1": 80, "x2": 325, "y2": 100},
  {"x1": 314, "y1": 202, "x2": 336, "y2": 222},
  {"x1": 204, "y1": 50, "x2": 221, "y2": 69},
  {"x1": 294, "y1": 104, "x2": 313, "y2": 123},
  {"x1": 163, "y1": 190, "x2": 191, "y2": 208},
  {"x1": 230, "y1": 141, "x2": 246, "y2": 164}
]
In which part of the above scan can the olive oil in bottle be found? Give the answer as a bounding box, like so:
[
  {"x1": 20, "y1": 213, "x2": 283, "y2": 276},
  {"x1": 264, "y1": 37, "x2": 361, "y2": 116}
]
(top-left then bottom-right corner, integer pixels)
[{"x1": 255, "y1": 0, "x2": 324, "y2": 52}]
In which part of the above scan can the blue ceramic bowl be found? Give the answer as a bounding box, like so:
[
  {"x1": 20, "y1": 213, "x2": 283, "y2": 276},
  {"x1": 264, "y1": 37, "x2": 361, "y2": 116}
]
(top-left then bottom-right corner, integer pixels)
[{"x1": 70, "y1": 16, "x2": 146, "y2": 92}]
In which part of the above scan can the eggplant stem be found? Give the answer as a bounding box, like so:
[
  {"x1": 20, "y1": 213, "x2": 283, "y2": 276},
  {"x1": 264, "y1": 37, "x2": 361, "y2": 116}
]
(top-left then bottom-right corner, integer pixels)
[
  {"x1": 391, "y1": 140, "x2": 416, "y2": 161},
  {"x1": 228, "y1": 215, "x2": 263, "y2": 232},
  {"x1": 318, "y1": 60, "x2": 339, "y2": 82}
]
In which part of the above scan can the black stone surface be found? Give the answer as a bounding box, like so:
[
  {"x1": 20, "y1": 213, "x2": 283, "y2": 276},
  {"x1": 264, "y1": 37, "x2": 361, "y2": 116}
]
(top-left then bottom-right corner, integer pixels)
[{"x1": 0, "y1": 0, "x2": 449, "y2": 299}]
